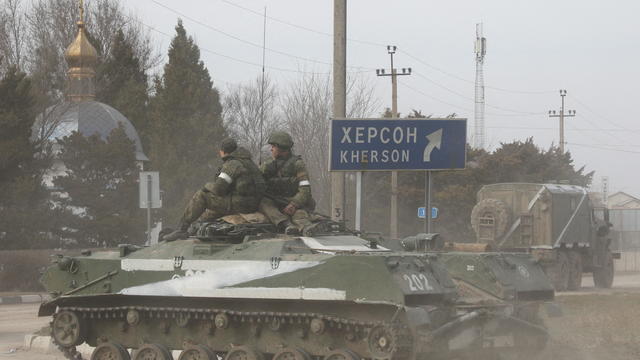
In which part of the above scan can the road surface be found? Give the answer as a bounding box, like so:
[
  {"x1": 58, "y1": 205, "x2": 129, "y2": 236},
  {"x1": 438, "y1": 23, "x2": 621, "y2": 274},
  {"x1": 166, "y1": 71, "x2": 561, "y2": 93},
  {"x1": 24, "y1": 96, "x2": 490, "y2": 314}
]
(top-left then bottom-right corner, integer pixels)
[{"x1": 0, "y1": 303, "x2": 53, "y2": 359}]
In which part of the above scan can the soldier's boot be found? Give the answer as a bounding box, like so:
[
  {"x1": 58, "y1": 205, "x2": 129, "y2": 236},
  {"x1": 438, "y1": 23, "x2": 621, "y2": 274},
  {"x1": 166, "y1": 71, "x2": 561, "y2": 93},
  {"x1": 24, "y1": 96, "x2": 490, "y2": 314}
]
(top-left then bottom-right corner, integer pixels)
[
  {"x1": 277, "y1": 219, "x2": 300, "y2": 235},
  {"x1": 285, "y1": 224, "x2": 301, "y2": 236},
  {"x1": 162, "y1": 222, "x2": 190, "y2": 242},
  {"x1": 301, "y1": 221, "x2": 327, "y2": 236}
]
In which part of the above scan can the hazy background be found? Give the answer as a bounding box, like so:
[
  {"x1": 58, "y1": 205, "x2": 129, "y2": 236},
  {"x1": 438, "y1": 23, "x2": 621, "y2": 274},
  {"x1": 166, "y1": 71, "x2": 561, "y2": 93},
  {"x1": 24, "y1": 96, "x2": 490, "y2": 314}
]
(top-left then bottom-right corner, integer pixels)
[{"x1": 126, "y1": 0, "x2": 640, "y2": 196}]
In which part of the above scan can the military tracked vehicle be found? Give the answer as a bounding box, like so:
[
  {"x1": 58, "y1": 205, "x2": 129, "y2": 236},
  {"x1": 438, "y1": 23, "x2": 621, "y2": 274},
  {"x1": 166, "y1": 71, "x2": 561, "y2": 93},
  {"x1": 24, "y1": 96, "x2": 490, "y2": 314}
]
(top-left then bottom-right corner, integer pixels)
[
  {"x1": 470, "y1": 183, "x2": 618, "y2": 291},
  {"x1": 40, "y1": 219, "x2": 555, "y2": 360}
]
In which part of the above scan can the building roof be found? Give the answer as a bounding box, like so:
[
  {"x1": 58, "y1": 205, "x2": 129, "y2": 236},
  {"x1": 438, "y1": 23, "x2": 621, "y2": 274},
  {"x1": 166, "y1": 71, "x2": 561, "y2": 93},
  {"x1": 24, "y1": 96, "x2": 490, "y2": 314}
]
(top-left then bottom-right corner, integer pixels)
[
  {"x1": 64, "y1": 20, "x2": 97, "y2": 70},
  {"x1": 33, "y1": 101, "x2": 148, "y2": 161},
  {"x1": 608, "y1": 191, "x2": 640, "y2": 209}
]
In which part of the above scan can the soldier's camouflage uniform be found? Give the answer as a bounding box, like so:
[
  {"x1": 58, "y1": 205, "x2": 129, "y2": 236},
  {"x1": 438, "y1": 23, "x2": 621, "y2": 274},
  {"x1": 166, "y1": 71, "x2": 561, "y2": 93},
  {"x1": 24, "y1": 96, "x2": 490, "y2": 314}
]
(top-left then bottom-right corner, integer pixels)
[
  {"x1": 259, "y1": 152, "x2": 315, "y2": 231},
  {"x1": 180, "y1": 147, "x2": 265, "y2": 225}
]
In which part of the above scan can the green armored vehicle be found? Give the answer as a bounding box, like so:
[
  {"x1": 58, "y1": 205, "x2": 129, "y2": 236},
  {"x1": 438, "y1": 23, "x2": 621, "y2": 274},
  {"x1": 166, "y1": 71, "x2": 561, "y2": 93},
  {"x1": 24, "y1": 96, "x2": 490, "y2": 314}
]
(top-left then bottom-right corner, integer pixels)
[
  {"x1": 470, "y1": 183, "x2": 617, "y2": 291},
  {"x1": 40, "y1": 219, "x2": 554, "y2": 360}
]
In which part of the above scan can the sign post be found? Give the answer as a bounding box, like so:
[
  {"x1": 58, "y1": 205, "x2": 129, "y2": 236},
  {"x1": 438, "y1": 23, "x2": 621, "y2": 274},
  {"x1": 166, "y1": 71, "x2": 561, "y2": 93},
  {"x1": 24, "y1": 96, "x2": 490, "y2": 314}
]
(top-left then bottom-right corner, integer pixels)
[
  {"x1": 355, "y1": 172, "x2": 362, "y2": 231},
  {"x1": 139, "y1": 171, "x2": 162, "y2": 244},
  {"x1": 425, "y1": 171, "x2": 431, "y2": 233},
  {"x1": 330, "y1": 118, "x2": 466, "y2": 236}
]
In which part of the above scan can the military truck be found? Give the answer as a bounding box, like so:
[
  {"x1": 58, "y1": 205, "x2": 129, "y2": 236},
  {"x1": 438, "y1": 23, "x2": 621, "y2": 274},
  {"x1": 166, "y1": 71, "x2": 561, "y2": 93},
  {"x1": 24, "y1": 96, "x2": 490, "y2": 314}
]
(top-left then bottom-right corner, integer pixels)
[{"x1": 470, "y1": 183, "x2": 617, "y2": 291}]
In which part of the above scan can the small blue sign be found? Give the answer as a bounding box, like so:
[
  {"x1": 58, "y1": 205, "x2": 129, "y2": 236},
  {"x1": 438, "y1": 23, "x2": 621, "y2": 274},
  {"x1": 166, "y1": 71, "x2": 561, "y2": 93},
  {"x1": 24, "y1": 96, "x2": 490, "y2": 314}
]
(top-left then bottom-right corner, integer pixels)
[
  {"x1": 330, "y1": 118, "x2": 467, "y2": 171},
  {"x1": 418, "y1": 207, "x2": 438, "y2": 219}
]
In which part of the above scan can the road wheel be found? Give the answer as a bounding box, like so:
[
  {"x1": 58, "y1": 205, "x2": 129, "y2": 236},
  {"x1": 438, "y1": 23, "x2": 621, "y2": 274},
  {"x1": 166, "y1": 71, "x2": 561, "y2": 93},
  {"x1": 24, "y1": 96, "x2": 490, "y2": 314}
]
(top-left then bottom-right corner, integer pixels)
[
  {"x1": 52, "y1": 310, "x2": 86, "y2": 347},
  {"x1": 567, "y1": 250, "x2": 583, "y2": 290},
  {"x1": 324, "y1": 349, "x2": 360, "y2": 360},
  {"x1": 594, "y1": 252, "x2": 614, "y2": 288},
  {"x1": 134, "y1": 344, "x2": 173, "y2": 360},
  {"x1": 178, "y1": 345, "x2": 216, "y2": 360},
  {"x1": 91, "y1": 342, "x2": 131, "y2": 360},
  {"x1": 224, "y1": 346, "x2": 264, "y2": 360},
  {"x1": 546, "y1": 251, "x2": 570, "y2": 291},
  {"x1": 272, "y1": 347, "x2": 310, "y2": 360}
]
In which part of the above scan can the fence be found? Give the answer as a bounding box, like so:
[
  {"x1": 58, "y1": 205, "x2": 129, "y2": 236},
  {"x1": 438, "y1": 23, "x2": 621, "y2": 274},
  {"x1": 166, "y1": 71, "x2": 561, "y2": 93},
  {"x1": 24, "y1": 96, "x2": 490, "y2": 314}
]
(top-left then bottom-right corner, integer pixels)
[
  {"x1": 610, "y1": 209, "x2": 640, "y2": 251},
  {"x1": 615, "y1": 251, "x2": 640, "y2": 272}
]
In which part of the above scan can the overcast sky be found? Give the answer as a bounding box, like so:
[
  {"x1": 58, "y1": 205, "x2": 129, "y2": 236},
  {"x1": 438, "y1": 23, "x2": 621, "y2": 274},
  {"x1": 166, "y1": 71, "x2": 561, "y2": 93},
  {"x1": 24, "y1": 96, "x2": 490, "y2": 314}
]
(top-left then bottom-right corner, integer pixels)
[{"x1": 125, "y1": 0, "x2": 640, "y2": 198}]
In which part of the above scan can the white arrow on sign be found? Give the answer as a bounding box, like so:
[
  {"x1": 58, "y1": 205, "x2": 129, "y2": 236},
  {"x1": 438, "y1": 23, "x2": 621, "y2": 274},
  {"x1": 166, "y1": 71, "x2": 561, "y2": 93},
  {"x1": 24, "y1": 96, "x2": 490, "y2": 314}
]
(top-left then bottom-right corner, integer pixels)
[{"x1": 423, "y1": 129, "x2": 443, "y2": 162}]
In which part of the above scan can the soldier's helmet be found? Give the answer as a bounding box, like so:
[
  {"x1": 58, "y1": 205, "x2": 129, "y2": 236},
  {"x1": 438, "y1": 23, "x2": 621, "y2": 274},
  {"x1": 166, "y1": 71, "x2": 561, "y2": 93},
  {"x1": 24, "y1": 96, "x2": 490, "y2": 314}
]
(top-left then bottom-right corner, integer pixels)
[
  {"x1": 267, "y1": 131, "x2": 294, "y2": 150},
  {"x1": 220, "y1": 138, "x2": 238, "y2": 153}
]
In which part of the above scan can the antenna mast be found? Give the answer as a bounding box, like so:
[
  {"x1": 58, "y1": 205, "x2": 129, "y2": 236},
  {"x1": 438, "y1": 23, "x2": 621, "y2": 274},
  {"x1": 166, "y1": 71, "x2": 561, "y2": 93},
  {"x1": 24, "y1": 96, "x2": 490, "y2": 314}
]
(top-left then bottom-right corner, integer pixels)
[
  {"x1": 259, "y1": 7, "x2": 267, "y2": 165},
  {"x1": 474, "y1": 23, "x2": 487, "y2": 149}
]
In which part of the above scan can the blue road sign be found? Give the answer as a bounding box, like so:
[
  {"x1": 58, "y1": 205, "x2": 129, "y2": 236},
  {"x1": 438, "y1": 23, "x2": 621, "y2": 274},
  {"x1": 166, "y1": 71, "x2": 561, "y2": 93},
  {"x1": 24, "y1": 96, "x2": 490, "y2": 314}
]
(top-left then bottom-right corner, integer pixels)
[
  {"x1": 330, "y1": 118, "x2": 467, "y2": 171},
  {"x1": 418, "y1": 207, "x2": 438, "y2": 219}
]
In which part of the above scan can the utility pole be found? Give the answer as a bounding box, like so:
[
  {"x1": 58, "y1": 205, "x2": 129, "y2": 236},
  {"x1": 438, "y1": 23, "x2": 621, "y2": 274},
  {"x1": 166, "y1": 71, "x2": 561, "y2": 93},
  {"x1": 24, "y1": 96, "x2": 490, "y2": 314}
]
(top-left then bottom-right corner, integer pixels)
[
  {"x1": 548, "y1": 89, "x2": 576, "y2": 153},
  {"x1": 331, "y1": 0, "x2": 346, "y2": 222},
  {"x1": 376, "y1": 45, "x2": 411, "y2": 239}
]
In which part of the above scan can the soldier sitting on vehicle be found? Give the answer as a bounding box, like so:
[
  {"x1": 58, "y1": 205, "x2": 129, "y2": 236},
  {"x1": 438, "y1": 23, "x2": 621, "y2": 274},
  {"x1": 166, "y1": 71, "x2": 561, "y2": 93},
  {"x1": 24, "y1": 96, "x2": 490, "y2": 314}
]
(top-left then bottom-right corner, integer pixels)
[
  {"x1": 163, "y1": 138, "x2": 265, "y2": 242},
  {"x1": 259, "y1": 131, "x2": 316, "y2": 235}
]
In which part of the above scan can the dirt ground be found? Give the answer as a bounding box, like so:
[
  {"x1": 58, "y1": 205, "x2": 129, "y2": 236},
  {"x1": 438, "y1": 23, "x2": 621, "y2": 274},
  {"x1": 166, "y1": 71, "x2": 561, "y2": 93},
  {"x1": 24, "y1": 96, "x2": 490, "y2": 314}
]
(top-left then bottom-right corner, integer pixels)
[
  {"x1": 542, "y1": 291, "x2": 640, "y2": 360},
  {"x1": 2, "y1": 275, "x2": 640, "y2": 360}
]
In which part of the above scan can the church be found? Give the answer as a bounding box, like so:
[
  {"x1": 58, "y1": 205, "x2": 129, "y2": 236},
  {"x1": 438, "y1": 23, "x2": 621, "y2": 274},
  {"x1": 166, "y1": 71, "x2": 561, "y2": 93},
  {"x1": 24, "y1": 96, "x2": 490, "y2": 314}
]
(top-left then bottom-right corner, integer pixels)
[{"x1": 32, "y1": 0, "x2": 148, "y2": 188}]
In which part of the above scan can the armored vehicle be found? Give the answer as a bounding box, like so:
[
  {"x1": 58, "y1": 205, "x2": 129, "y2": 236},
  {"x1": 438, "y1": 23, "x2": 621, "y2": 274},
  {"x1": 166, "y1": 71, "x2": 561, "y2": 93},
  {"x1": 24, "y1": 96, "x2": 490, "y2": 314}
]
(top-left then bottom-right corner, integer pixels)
[
  {"x1": 470, "y1": 183, "x2": 617, "y2": 291},
  {"x1": 40, "y1": 219, "x2": 554, "y2": 360}
]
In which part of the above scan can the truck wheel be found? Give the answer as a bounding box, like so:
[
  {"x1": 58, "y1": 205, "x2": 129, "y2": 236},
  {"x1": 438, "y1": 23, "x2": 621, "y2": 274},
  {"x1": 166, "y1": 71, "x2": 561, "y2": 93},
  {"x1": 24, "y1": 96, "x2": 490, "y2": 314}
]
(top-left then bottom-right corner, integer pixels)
[
  {"x1": 567, "y1": 251, "x2": 583, "y2": 290},
  {"x1": 470, "y1": 199, "x2": 511, "y2": 242},
  {"x1": 546, "y1": 252, "x2": 569, "y2": 291},
  {"x1": 593, "y1": 252, "x2": 614, "y2": 288}
]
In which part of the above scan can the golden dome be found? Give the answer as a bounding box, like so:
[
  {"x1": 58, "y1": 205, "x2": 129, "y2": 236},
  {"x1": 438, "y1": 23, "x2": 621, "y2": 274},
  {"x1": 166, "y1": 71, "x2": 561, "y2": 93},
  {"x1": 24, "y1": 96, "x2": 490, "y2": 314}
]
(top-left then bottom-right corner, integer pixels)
[{"x1": 64, "y1": 21, "x2": 97, "y2": 69}]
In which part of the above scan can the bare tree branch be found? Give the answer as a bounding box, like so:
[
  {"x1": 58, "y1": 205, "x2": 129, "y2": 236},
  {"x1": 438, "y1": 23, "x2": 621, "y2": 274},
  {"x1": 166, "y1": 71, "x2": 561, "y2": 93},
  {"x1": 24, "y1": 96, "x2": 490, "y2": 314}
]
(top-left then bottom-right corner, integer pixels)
[
  {"x1": 223, "y1": 75, "x2": 282, "y2": 163},
  {"x1": 25, "y1": 0, "x2": 159, "y2": 100},
  {"x1": 280, "y1": 72, "x2": 379, "y2": 213},
  {"x1": 0, "y1": 0, "x2": 27, "y2": 73}
]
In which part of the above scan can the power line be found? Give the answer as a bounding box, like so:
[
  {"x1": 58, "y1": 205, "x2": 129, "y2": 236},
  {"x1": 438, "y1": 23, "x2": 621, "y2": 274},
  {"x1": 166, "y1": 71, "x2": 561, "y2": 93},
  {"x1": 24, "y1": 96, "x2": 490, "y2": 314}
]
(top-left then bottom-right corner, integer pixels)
[
  {"x1": 400, "y1": 81, "x2": 474, "y2": 113},
  {"x1": 489, "y1": 125, "x2": 640, "y2": 132},
  {"x1": 133, "y1": 15, "x2": 341, "y2": 75},
  {"x1": 218, "y1": 0, "x2": 385, "y2": 47},
  {"x1": 567, "y1": 143, "x2": 640, "y2": 154},
  {"x1": 151, "y1": 0, "x2": 372, "y2": 71},
  {"x1": 568, "y1": 94, "x2": 636, "y2": 132},
  {"x1": 400, "y1": 50, "x2": 556, "y2": 95},
  {"x1": 558, "y1": 94, "x2": 639, "y2": 148},
  {"x1": 412, "y1": 72, "x2": 545, "y2": 115},
  {"x1": 218, "y1": 0, "x2": 557, "y2": 95},
  {"x1": 403, "y1": 77, "x2": 549, "y2": 118}
]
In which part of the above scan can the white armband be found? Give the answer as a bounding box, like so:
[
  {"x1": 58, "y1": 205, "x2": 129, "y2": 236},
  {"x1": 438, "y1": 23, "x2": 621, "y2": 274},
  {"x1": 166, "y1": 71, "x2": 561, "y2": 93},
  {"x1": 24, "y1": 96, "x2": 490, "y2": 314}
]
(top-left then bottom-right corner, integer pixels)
[
  {"x1": 218, "y1": 172, "x2": 233, "y2": 184},
  {"x1": 299, "y1": 180, "x2": 310, "y2": 186}
]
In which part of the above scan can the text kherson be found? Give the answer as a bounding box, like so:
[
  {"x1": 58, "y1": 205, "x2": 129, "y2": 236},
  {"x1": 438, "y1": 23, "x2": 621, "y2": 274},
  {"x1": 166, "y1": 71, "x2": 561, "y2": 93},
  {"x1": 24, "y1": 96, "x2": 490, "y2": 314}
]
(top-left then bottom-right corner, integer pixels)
[
  {"x1": 339, "y1": 149, "x2": 410, "y2": 164},
  {"x1": 338, "y1": 126, "x2": 416, "y2": 164},
  {"x1": 340, "y1": 126, "x2": 418, "y2": 144}
]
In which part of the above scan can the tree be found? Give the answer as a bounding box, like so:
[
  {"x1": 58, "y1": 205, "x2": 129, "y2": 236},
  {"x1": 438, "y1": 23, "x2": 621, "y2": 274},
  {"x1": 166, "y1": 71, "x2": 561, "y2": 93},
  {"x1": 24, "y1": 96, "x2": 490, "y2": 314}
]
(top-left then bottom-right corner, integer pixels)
[
  {"x1": 148, "y1": 20, "x2": 225, "y2": 224},
  {"x1": 25, "y1": 0, "x2": 159, "y2": 106},
  {"x1": 357, "y1": 110, "x2": 594, "y2": 240},
  {"x1": 96, "y1": 29, "x2": 149, "y2": 143},
  {"x1": 0, "y1": 0, "x2": 27, "y2": 74},
  {"x1": 280, "y1": 73, "x2": 379, "y2": 213},
  {"x1": 223, "y1": 75, "x2": 281, "y2": 162},
  {"x1": 0, "y1": 67, "x2": 52, "y2": 249},
  {"x1": 52, "y1": 126, "x2": 143, "y2": 247}
]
